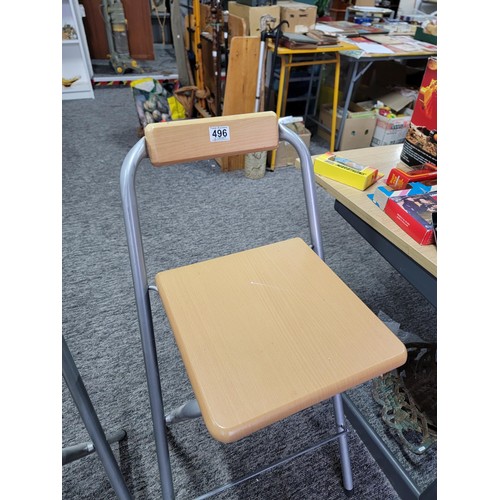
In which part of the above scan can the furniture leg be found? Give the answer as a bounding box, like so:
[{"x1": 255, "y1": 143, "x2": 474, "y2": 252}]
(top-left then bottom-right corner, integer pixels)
[
  {"x1": 281, "y1": 58, "x2": 292, "y2": 112},
  {"x1": 304, "y1": 54, "x2": 318, "y2": 120},
  {"x1": 333, "y1": 393, "x2": 354, "y2": 494},
  {"x1": 62, "y1": 337, "x2": 132, "y2": 500},
  {"x1": 63, "y1": 429, "x2": 127, "y2": 465},
  {"x1": 335, "y1": 60, "x2": 373, "y2": 150},
  {"x1": 121, "y1": 139, "x2": 176, "y2": 500},
  {"x1": 165, "y1": 400, "x2": 202, "y2": 424},
  {"x1": 335, "y1": 59, "x2": 355, "y2": 150},
  {"x1": 330, "y1": 52, "x2": 341, "y2": 152}
]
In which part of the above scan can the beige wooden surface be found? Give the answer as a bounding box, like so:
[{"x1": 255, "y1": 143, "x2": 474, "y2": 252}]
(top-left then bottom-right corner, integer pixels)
[
  {"x1": 218, "y1": 36, "x2": 261, "y2": 171},
  {"x1": 156, "y1": 238, "x2": 407, "y2": 443},
  {"x1": 312, "y1": 144, "x2": 437, "y2": 277},
  {"x1": 145, "y1": 112, "x2": 278, "y2": 166},
  {"x1": 223, "y1": 36, "x2": 260, "y2": 116}
]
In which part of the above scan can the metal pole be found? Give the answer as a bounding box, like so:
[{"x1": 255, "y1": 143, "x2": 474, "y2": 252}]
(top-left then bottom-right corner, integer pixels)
[
  {"x1": 62, "y1": 337, "x2": 132, "y2": 500},
  {"x1": 278, "y1": 119, "x2": 323, "y2": 259},
  {"x1": 120, "y1": 139, "x2": 176, "y2": 499}
]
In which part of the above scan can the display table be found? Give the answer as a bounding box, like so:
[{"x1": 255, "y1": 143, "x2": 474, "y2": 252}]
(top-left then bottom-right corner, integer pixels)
[
  {"x1": 305, "y1": 144, "x2": 437, "y2": 498},
  {"x1": 313, "y1": 144, "x2": 436, "y2": 306},
  {"x1": 336, "y1": 45, "x2": 437, "y2": 150}
]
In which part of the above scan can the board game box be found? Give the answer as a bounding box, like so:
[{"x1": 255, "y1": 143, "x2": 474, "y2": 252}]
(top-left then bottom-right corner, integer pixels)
[
  {"x1": 384, "y1": 191, "x2": 437, "y2": 245},
  {"x1": 400, "y1": 57, "x2": 437, "y2": 168}
]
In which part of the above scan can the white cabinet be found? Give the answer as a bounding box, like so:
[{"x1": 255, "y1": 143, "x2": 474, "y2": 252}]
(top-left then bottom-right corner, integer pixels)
[{"x1": 62, "y1": 0, "x2": 94, "y2": 100}]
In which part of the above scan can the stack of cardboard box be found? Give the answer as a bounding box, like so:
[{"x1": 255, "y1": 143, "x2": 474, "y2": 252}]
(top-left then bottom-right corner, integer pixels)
[
  {"x1": 228, "y1": 0, "x2": 317, "y2": 36},
  {"x1": 370, "y1": 89, "x2": 416, "y2": 147},
  {"x1": 317, "y1": 102, "x2": 377, "y2": 150}
]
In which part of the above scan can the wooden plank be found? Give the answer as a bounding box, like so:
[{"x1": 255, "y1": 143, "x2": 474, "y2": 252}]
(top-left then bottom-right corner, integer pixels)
[
  {"x1": 155, "y1": 237, "x2": 407, "y2": 443},
  {"x1": 223, "y1": 36, "x2": 260, "y2": 115},
  {"x1": 218, "y1": 36, "x2": 261, "y2": 171},
  {"x1": 171, "y1": 0, "x2": 191, "y2": 86},
  {"x1": 144, "y1": 112, "x2": 278, "y2": 167},
  {"x1": 122, "y1": 0, "x2": 154, "y2": 60},
  {"x1": 199, "y1": 35, "x2": 219, "y2": 116}
]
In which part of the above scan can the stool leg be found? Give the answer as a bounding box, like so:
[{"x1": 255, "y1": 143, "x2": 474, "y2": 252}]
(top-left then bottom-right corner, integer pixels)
[
  {"x1": 62, "y1": 337, "x2": 132, "y2": 500},
  {"x1": 165, "y1": 400, "x2": 201, "y2": 425},
  {"x1": 333, "y1": 393, "x2": 354, "y2": 495},
  {"x1": 63, "y1": 429, "x2": 127, "y2": 465},
  {"x1": 121, "y1": 139, "x2": 176, "y2": 499}
]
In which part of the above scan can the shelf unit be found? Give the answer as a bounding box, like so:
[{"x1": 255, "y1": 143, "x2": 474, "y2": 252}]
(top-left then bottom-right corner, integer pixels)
[
  {"x1": 62, "y1": 0, "x2": 94, "y2": 100},
  {"x1": 344, "y1": 5, "x2": 395, "y2": 22}
]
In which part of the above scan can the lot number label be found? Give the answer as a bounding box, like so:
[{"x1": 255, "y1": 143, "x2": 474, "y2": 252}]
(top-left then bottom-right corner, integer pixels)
[{"x1": 209, "y1": 126, "x2": 230, "y2": 142}]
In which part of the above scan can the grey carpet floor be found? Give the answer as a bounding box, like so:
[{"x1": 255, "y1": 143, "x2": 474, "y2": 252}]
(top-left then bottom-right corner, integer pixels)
[{"x1": 62, "y1": 87, "x2": 437, "y2": 499}]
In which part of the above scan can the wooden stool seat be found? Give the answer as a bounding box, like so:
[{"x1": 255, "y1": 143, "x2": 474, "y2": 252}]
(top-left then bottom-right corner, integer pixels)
[{"x1": 156, "y1": 237, "x2": 406, "y2": 443}]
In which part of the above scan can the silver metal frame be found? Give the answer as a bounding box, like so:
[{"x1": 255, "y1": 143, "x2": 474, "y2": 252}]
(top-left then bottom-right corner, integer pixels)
[
  {"x1": 120, "y1": 116, "x2": 353, "y2": 499},
  {"x1": 62, "y1": 336, "x2": 132, "y2": 499}
]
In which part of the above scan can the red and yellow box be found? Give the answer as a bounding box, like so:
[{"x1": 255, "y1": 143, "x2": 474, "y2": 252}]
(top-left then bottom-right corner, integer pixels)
[
  {"x1": 386, "y1": 162, "x2": 437, "y2": 190},
  {"x1": 314, "y1": 153, "x2": 380, "y2": 191}
]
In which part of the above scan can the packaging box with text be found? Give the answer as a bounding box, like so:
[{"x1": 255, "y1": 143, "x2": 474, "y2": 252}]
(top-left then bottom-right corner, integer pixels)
[
  {"x1": 314, "y1": 152, "x2": 379, "y2": 190},
  {"x1": 370, "y1": 109, "x2": 412, "y2": 147},
  {"x1": 400, "y1": 57, "x2": 437, "y2": 167}
]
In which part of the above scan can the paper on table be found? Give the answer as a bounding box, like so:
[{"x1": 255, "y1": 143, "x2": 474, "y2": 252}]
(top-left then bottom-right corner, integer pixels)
[
  {"x1": 314, "y1": 23, "x2": 343, "y2": 33},
  {"x1": 354, "y1": 42, "x2": 394, "y2": 54}
]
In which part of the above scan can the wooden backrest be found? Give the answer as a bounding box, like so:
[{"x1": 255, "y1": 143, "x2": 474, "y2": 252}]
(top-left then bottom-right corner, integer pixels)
[{"x1": 144, "y1": 112, "x2": 279, "y2": 167}]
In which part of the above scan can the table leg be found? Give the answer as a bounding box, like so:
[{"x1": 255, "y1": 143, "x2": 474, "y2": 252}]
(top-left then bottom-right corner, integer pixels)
[
  {"x1": 330, "y1": 52, "x2": 341, "y2": 152},
  {"x1": 335, "y1": 60, "x2": 374, "y2": 150},
  {"x1": 336, "y1": 59, "x2": 356, "y2": 150}
]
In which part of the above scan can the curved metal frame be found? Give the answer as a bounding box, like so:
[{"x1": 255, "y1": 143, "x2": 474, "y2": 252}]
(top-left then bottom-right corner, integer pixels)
[{"x1": 120, "y1": 116, "x2": 353, "y2": 499}]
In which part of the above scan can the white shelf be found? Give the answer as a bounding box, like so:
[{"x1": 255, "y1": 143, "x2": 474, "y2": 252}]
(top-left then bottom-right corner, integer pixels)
[{"x1": 62, "y1": 0, "x2": 94, "y2": 100}]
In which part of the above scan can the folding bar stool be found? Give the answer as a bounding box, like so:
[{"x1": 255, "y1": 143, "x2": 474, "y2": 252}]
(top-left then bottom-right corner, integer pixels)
[{"x1": 120, "y1": 111, "x2": 407, "y2": 499}]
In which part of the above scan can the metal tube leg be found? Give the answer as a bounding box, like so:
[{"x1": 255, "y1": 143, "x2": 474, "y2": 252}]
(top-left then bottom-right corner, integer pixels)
[
  {"x1": 333, "y1": 393, "x2": 354, "y2": 494},
  {"x1": 165, "y1": 400, "x2": 202, "y2": 425},
  {"x1": 62, "y1": 337, "x2": 132, "y2": 500},
  {"x1": 63, "y1": 429, "x2": 127, "y2": 465},
  {"x1": 121, "y1": 139, "x2": 175, "y2": 500},
  {"x1": 335, "y1": 60, "x2": 356, "y2": 151}
]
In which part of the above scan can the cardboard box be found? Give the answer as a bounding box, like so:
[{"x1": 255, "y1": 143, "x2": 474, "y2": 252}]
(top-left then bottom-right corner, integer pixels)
[
  {"x1": 371, "y1": 109, "x2": 412, "y2": 147},
  {"x1": 318, "y1": 103, "x2": 376, "y2": 150},
  {"x1": 228, "y1": 2, "x2": 280, "y2": 35},
  {"x1": 386, "y1": 162, "x2": 437, "y2": 190},
  {"x1": 384, "y1": 191, "x2": 437, "y2": 245},
  {"x1": 273, "y1": 121, "x2": 311, "y2": 167},
  {"x1": 314, "y1": 152, "x2": 379, "y2": 191},
  {"x1": 400, "y1": 57, "x2": 437, "y2": 167},
  {"x1": 377, "y1": 89, "x2": 417, "y2": 114},
  {"x1": 370, "y1": 181, "x2": 435, "y2": 211},
  {"x1": 278, "y1": 1, "x2": 317, "y2": 33}
]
